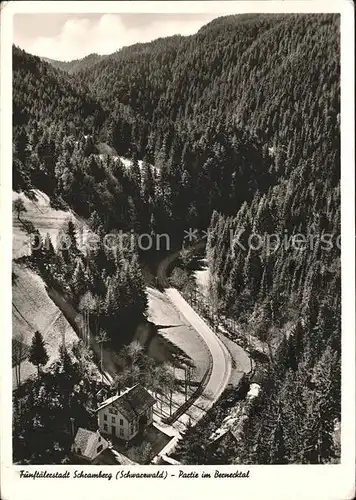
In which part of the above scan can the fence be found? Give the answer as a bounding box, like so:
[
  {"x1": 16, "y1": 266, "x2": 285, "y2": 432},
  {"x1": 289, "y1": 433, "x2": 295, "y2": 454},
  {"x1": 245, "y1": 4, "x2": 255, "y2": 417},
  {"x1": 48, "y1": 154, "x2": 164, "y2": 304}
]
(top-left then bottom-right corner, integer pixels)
[{"x1": 161, "y1": 353, "x2": 213, "y2": 425}]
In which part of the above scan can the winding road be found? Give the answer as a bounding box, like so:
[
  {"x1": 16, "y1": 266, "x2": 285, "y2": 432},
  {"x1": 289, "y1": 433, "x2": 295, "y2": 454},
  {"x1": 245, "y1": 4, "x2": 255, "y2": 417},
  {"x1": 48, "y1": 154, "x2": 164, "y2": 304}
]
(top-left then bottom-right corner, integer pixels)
[
  {"x1": 156, "y1": 242, "x2": 232, "y2": 422},
  {"x1": 55, "y1": 241, "x2": 232, "y2": 428},
  {"x1": 150, "y1": 243, "x2": 233, "y2": 460}
]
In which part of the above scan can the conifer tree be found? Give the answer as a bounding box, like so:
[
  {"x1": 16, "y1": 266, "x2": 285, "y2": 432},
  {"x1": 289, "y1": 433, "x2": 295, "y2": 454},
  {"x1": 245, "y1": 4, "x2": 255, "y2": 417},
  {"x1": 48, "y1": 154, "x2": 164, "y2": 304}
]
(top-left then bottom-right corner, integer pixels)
[
  {"x1": 66, "y1": 219, "x2": 78, "y2": 254},
  {"x1": 28, "y1": 331, "x2": 49, "y2": 376},
  {"x1": 43, "y1": 233, "x2": 55, "y2": 261},
  {"x1": 72, "y1": 258, "x2": 87, "y2": 300}
]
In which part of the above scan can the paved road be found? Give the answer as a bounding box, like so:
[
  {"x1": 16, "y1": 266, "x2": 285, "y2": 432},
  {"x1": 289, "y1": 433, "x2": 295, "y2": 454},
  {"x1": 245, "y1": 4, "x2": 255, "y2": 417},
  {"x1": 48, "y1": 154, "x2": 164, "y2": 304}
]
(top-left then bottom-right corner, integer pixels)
[
  {"x1": 156, "y1": 243, "x2": 232, "y2": 422},
  {"x1": 156, "y1": 240, "x2": 205, "y2": 288},
  {"x1": 166, "y1": 288, "x2": 232, "y2": 409},
  {"x1": 151, "y1": 245, "x2": 232, "y2": 460}
]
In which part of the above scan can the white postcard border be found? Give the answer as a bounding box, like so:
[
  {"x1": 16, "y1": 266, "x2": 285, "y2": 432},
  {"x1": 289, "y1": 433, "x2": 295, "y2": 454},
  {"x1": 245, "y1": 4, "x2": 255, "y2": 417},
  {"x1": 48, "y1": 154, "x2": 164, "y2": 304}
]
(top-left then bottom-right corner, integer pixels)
[{"x1": 1, "y1": 2, "x2": 354, "y2": 500}]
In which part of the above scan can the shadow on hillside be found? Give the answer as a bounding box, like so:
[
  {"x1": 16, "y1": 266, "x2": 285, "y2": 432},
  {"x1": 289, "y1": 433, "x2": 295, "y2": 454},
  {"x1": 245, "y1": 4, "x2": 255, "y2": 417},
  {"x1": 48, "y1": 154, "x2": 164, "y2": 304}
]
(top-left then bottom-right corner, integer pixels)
[
  {"x1": 12, "y1": 271, "x2": 19, "y2": 285},
  {"x1": 134, "y1": 320, "x2": 194, "y2": 373}
]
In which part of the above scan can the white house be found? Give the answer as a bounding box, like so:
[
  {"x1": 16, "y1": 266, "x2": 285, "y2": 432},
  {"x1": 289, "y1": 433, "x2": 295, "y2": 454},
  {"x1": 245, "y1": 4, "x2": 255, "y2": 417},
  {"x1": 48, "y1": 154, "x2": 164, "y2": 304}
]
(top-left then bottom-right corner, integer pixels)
[
  {"x1": 97, "y1": 384, "x2": 156, "y2": 441},
  {"x1": 72, "y1": 427, "x2": 108, "y2": 462}
]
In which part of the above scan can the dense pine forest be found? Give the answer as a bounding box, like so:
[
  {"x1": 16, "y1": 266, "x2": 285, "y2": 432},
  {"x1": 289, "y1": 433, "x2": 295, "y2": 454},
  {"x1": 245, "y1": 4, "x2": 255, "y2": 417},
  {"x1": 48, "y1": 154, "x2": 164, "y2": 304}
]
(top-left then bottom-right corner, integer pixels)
[{"x1": 13, "y1": 13, "x2": 340, "y2": 464}]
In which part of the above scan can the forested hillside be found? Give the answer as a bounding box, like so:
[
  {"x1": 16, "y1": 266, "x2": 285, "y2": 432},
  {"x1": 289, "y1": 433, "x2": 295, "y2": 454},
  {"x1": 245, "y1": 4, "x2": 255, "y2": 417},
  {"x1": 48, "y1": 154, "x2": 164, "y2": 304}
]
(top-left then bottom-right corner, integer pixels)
[
  {"x1": 42, "y1": 53, "x2": 106, "y2": 74},
  {"x1": 13, "y1": 13, "x2": 340, "y2": 464}
]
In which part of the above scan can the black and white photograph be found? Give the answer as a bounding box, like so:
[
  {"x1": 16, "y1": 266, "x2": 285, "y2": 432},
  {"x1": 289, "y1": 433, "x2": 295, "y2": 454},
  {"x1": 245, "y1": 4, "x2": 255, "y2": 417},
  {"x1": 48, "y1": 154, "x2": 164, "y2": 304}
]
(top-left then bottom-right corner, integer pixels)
[{"x1": 1, "y1": 1, "x2": 355, "y2": 498}]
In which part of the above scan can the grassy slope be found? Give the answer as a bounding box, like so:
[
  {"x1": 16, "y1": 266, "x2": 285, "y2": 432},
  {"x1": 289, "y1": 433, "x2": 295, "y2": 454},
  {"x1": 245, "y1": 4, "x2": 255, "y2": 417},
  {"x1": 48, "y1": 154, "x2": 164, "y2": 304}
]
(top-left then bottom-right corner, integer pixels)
[
  {"x1": 12, "y1": 263, "x2": 78, "y2": 386},
  {"x1": 12, "y1": 190, "x2": 78, "y2": 387},
  {"x1": 138, "y1": 265, "x2": 211, "y2": 383},
  {"x1": 143, "y1": 287, "x2": 211, "y2": 383},
  {"x1": 12, "y1": 189, "x2": 77, "y2": 258},
  {"x1": 12, "y1": 189, "x2": 211, "y2": 388}
]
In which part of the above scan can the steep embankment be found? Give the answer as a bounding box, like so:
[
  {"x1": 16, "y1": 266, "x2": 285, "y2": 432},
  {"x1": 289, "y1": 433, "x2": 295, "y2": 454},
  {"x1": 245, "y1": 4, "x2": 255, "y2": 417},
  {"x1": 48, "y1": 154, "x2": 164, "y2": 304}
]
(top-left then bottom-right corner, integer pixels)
[
  {"x1": 12, "y1": 190, "x2": 78, "y2": 387},
  {"x1": 141, "y1": 286, "x2": 211, "y2": 384},
  {"x1": 12, "y1": 190, "x2": 77, "y2": 258},
  {"x1": 12, "y1": 263, "x2": 78, "y2": 387}
]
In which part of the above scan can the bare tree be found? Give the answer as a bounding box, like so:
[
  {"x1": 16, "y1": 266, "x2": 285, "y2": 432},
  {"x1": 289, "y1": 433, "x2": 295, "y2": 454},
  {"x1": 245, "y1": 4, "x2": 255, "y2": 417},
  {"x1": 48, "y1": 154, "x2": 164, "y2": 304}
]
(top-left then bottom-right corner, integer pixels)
[
  {"x1": 57, "y1": 314, "x2": 67, "y2": 349},
  {"x1": 155, "y1": 364, "x2": 176, "y2": 416},
  {"x1": 208, "y1": 275, "x2": 223, "y2": 329},
  {"x1": 127, "y1": 340, "x2": 144, "y2": 364},
  {"x1": 119, "y1": 341, "x2": 144, "y2": 382},
  {"x1": 184, "y1": 364, "x2": 196, "y2": 401},
  {"x1": 97, "y1": 330, "x2": 109, "y2": 383},
  {"x1": 184, "y1": 277, "x2": 197, "y2": 305},
  {"x1": 78, "y1": 291, "x2": 96, "y2": 347},
  {"x1": 184, "y1": 365, "x2": 189, "y2": 401},
  {"x1": 13, "y1": 198, "x2": 27, "y2": 221},
  {"x1": 72, "y1": 340, "x2": 94, "y2": 378},
  {"x1": 111, "y1": 370, "x2": 129, "y2": 395},
  {"x1": 13, "y1": 334, "x2": 26, "y2": 387}
]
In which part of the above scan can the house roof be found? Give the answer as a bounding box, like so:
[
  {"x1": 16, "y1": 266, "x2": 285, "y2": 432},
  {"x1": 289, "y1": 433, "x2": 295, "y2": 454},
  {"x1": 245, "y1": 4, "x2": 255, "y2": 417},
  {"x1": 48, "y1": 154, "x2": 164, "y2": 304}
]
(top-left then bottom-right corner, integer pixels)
[
  {"x1": 209, "y1": 429, "x2": 239, "y2": 451},
  {"x1": 72, "y1": 428, "x2": 106, "y2": 461},
  {"x1": 97, "y1": 384, "x2": 156, "y2": 421}
]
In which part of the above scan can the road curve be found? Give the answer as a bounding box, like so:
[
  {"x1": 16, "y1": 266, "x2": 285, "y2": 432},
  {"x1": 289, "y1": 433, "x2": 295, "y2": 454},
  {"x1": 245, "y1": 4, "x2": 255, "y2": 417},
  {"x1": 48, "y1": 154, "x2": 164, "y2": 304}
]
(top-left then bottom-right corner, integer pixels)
[
  {"x1": 156, "y1": 243, "x2": 232, "y2": 420},
  {"x1": 166, "y1": 288, "x2": 232, "y2": 411},
  {"x1": 157, "y1": 240, "x2": 205, "y2": 288}
]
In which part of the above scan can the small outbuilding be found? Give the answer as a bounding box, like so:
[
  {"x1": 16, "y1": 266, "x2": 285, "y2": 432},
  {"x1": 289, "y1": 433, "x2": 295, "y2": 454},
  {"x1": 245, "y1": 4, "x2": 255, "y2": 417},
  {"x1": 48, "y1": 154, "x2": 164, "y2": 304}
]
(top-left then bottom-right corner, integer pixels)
[{"x1": 72, "y1": 427, "x2": 108, "y2": 463}]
